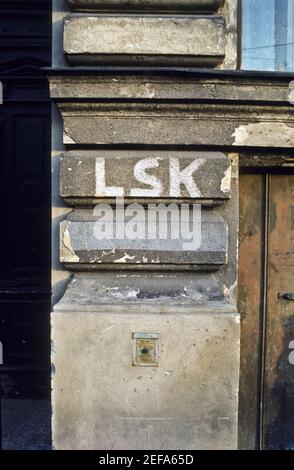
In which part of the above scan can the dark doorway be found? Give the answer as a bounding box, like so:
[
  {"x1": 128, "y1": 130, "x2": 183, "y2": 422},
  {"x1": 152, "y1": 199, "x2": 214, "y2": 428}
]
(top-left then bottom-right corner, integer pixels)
[{"x1": 0, "y1": 0, "x2": 52, "y2": 449}]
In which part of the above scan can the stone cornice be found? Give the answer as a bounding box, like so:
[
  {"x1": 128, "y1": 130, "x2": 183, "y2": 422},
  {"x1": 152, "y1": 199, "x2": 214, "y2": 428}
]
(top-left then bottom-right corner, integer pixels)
[
  {"x1": 67, "y1": 0, "x2": 225, "y2": 12},
  {"x1": 49, "y1": 74, "x2": 294, "y2": 105}
]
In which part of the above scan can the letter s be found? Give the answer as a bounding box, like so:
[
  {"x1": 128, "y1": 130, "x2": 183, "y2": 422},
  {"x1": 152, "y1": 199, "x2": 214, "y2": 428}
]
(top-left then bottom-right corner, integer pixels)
[{"x1": 130, "y1": 158, "x2": 163, "y2": 197}]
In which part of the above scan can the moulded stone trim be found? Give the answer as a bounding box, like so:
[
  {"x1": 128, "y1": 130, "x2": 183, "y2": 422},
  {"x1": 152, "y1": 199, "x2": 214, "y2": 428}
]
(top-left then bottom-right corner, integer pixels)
[
  {"x1": 63, "y1": 15, "x2": 226, "y2": 67},
  {"x1": 67, "y1": 0, "x2": 225, "y2": 11},
  {"x1": 57, "y1": 102, "x2": 294, "y2": 148},
  {"x1": 49, "y1": 75, "x2": 293, "y2": 103}
]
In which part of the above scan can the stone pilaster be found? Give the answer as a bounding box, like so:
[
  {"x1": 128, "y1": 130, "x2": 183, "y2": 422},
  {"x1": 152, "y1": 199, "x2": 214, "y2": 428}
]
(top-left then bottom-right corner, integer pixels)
[{"x1": 50, "y1": 0, "x2": 242, "y2": 450}]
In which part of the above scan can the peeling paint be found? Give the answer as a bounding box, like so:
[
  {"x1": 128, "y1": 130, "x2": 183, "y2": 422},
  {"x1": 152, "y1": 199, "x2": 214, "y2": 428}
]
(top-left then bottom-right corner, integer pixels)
[
  {"x1": 223, "y1": 280, "x2": 237, "y2": 304},
  {"x1": 143, "y1": 83, "x2": 155, "y2": 99},
  {"x1": 109, "y1": 288, "x2": 140, "y2": 299},
  {"x1": 232, "y1": 122, "x2": 294, "y2": 148},
  {"x1": 228, "y1": 153, "x2": 239, "y2": 179},
  {"x1": 62, "y1": 222, "x2": 80, "y2": 262},
  {"x1": 114, "y1": 253, "x2": 136, "y2": 263},
  {"x1": 220, "y1": 0, "x2": 238, "y2": 70},
  {"x1": 63, "y1": 128, "x2": 76, "y2": 144},
  {"x1": 126, "y1": 289, "x2": 140, "y2": 299},
  {"x1": 220, "y1": 166, "x2": 231, "y2": 194}
]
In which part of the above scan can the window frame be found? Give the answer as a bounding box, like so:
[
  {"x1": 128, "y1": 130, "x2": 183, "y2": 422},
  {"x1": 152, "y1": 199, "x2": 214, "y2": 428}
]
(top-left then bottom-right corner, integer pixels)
[{"x1": 238, "y1": 0, "x2": 294, "y2": 73}]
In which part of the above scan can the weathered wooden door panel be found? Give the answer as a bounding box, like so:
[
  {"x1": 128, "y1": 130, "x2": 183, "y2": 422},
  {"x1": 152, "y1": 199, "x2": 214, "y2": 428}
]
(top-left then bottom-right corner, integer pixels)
[
  {"x1": 238, "y1": 173, "x2": 265, "y2": 449},
  {"x1": 239, "y1": 171, "x2": 294, "y2": 450},
  {"x1": 263, "y1": 174, "x2": 294, "y2": 449}
]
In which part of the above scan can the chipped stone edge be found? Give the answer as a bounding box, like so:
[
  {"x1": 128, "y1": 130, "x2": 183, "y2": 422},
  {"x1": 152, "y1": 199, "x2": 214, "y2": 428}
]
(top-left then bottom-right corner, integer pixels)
[{"x1": 60, "y1": 220, "x2": 80, "y2": 263}]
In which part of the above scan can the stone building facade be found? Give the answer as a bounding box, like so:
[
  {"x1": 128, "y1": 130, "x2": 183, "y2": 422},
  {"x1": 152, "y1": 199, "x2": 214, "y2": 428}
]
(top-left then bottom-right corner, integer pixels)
[{"x1": 49, "y1": 0, "x2": 294, "y2": 449}]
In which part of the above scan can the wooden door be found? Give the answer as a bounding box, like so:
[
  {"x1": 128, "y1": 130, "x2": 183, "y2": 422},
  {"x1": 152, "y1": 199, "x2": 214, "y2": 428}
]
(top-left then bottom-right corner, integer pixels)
[{"x1": 239, "y1": 171, "x2": 294, "y2": 449}]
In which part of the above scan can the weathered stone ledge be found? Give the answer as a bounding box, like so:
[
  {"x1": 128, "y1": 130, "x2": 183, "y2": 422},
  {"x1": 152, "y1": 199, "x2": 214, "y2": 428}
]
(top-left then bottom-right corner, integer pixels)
[
  {"x1": 49, "y1": 75, "x2": 294, "y2": 103},
  {"x1": 54, "y1": 272, "x2": 228, "y2": 310},
  {"x1": 57, "y1": 102, "x2": 294, "y2": 148},
  {"x1": 60, "y1": 208, "x2": 228, "y2": 268},
  {"x1": 67, "y1": 0, "x2": 225, "y2": 12},
  {"x1": 64, "y1": 15, "x2": 226, "y2": 67}
]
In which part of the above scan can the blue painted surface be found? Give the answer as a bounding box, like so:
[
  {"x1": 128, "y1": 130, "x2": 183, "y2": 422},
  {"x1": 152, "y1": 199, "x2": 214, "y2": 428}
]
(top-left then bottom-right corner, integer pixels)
[{"x1": 242, "y1": 0, "x2": 294, "y2": 71}]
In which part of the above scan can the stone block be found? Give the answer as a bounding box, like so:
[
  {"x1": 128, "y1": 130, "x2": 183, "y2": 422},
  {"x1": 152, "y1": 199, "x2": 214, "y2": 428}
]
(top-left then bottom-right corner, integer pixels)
[
  {"x1": 60, "y1": 208, "x2": 228, "y2": 268},
  {"x1": 51, "y1": 304, "x2": 240, "y2": 449},
  {"x1": 60, "y1": 151, "x2": 231, "y2": 204},
  {"x1": 64, "y1": 15, "x2": 226, "y2": 66}
]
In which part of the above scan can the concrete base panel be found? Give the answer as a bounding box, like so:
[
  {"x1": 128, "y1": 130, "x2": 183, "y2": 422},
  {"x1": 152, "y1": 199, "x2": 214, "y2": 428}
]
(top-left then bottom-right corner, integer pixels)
[{"x1": 52, "y1": 309, "x2": 240, "y2": 450}]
